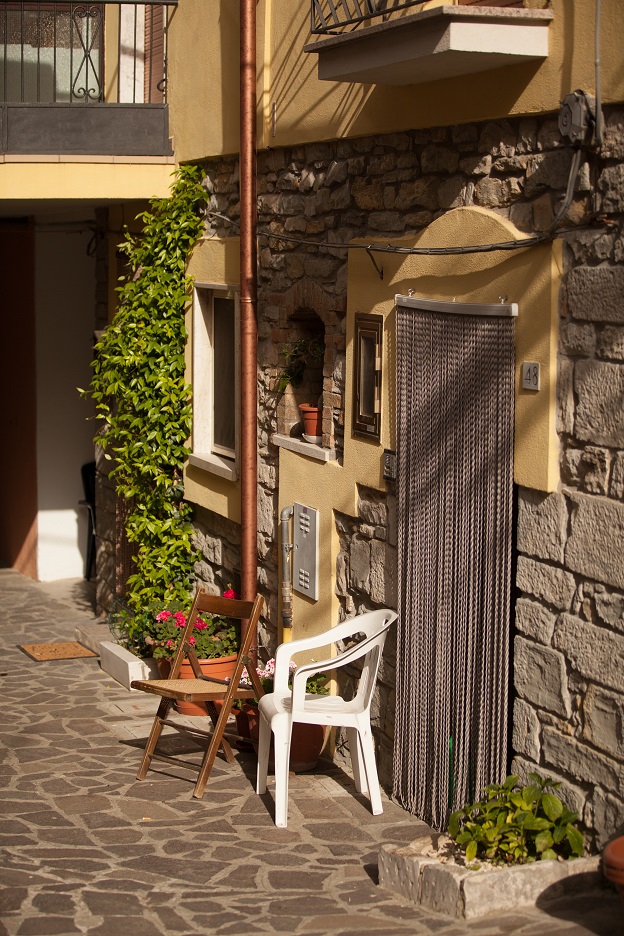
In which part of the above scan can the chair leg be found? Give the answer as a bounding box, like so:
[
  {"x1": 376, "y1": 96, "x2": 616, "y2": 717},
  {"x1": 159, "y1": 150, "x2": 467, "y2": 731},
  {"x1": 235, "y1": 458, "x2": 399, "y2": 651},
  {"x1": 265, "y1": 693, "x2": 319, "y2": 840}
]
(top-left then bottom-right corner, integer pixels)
[
  {"x1": 347, "y1": 726, "x2": 368, "y2": 795},
  {"x1": 357, "y1": 722, "x2": 383, "y2": 816},
  {"x1": 193, "y1": 701, "x2": 234, "y2": 799},
  {"x1": 272, "y1": 715, "x2": 292, "y2": 829},
  {"x1": 136, "y1": 697, "x2": 172, "y2": 780},
  {"x1": 256, "y1": 711, "x2": 271, "y2": 795}
]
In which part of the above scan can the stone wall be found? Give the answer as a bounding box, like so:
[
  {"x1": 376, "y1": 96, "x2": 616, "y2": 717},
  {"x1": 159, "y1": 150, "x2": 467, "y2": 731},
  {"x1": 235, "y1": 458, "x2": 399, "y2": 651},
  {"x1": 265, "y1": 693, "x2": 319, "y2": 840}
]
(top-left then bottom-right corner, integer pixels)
[
  {"x1": 196, "y1": 106, "x2": 624, "y2": 847},
  {"x1": 512, "y1": 111, "x2": 624, "y2": 850}
]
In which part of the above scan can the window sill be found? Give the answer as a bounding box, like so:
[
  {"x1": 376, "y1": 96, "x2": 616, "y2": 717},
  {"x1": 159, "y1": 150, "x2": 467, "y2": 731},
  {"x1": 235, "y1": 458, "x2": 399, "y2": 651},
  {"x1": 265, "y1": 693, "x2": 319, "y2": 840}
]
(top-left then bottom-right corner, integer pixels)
[
  {"x1": 273, "y1": 434, "x2": 336, "y2": 462},
  {"x1": 188, "y1": 452, "x2": 238, "y2": 482}
]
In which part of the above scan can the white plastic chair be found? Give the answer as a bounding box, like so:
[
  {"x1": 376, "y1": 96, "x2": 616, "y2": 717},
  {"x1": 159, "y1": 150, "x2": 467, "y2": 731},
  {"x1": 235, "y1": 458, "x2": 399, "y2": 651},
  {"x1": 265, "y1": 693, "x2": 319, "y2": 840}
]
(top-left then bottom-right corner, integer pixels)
[{"x1": 256, "y1": 608, "x2": 397, "y2": 828}]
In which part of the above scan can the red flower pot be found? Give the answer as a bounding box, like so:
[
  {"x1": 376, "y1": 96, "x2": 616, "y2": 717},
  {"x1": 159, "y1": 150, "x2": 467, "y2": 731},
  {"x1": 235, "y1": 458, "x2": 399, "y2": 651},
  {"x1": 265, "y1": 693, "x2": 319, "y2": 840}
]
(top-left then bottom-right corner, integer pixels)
[
  {"x1": 603, "y1": 836, "x2": 624, "y2": 910},
  {"x1": 236, "y1": 703, "x2": 325, "y2": 772},
  {"x1": 299, "y1": 404, "x2": 322, "y2": 439},
  {"x1": 158, "y1": 655, "x2": 238, "y2": 716}
]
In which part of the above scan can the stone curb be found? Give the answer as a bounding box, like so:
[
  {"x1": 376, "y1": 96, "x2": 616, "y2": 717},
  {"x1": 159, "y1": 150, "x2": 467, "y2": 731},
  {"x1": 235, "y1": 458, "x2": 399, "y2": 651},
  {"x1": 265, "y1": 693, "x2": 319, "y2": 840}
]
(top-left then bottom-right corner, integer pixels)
[
  {"x1": 99, "y1": 639, "x2": 160, "y2": 691},
  {"x1": 378, "y1": 840, "x2": 602, "y2": 919}
]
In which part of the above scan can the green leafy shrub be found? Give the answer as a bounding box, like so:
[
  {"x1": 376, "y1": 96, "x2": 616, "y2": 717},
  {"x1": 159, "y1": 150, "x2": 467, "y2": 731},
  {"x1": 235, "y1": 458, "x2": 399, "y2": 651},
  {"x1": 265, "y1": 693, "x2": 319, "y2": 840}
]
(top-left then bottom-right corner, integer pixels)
[
  {"x1": 83, "y1": 165, "x2": 205, "y2": 609},
  {"x1": 277, "y1": 337, "x2": 325, "y2": 392},
  {"x1": 448, "y1": 773, "x2": 584, "y2": 864}
]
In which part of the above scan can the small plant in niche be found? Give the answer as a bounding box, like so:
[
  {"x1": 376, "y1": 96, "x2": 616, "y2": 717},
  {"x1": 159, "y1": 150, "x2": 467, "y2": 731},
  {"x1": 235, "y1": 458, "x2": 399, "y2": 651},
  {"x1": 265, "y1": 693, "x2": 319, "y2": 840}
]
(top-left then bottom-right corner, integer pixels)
[
  {"x1": 448, "y1": 773, "x2": 584, "y2": 865},
  {"x1": 276, "y1": 336, "x2": 324, "y2": 393}
]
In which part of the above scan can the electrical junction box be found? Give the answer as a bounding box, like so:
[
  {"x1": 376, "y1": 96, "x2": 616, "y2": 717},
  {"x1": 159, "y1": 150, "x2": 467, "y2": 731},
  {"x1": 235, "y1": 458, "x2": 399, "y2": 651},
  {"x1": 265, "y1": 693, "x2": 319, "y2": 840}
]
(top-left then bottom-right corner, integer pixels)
[{"x1": 293, "y1": 502, "x2": 319, "y2": 601}]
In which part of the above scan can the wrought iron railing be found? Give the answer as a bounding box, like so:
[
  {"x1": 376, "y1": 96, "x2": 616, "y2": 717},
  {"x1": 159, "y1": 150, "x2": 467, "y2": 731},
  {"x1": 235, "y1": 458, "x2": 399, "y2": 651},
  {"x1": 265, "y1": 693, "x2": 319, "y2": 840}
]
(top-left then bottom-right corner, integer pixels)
[
  {"x1": 0, "y1": 0, "x2": 176, "y2": 104},
  {"x1": 309, "y1": 1, "x2": 522, "y2": 35},
  {"x1": 310, "y1": 0, "x2": 429, "y2": 35}
]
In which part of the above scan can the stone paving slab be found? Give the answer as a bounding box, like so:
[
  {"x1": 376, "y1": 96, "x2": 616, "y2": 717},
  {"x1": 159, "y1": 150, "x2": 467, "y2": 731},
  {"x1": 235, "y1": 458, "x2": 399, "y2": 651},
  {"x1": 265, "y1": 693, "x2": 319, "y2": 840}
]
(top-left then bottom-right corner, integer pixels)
[{"x1": 0, "y1": 569, "x2": 620, "y2": 935}]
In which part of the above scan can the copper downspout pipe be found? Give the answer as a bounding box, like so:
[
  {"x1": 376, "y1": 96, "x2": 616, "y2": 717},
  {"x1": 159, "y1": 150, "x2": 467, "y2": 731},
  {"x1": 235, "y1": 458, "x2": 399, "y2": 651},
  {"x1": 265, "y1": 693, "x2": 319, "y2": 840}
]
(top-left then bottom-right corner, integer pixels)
[{"x1": 240, "y1": 0, "x2": 258, "y2": 664}]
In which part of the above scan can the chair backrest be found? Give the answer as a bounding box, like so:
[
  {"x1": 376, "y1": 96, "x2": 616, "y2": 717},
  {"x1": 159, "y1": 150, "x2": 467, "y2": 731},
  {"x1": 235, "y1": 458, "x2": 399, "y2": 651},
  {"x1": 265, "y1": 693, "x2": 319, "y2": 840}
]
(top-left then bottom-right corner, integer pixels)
[
  {"x1": 289, "y1": 608, "x2": 397, "y2": 715},
  {"x1": 168, "y1": 588, "x2": 263, "y2": 680},
  {"x1": 332, "y1": 609, "x2": 396, "y2": 713}
]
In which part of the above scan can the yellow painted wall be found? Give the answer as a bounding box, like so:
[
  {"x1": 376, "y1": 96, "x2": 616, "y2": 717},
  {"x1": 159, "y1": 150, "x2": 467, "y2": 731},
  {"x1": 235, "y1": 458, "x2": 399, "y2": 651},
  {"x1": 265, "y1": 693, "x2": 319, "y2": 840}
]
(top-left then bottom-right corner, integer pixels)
[
  {"x1": 169, "y1": 0, "x2": 624, "y2": 162},
  {"x1": 183, "y1": 236, "x2": 242, "y2": 522},
  {"x1": 278, "y1": 208, "x2": 560, "y2": 641},
  {"x1": 0, "y1": 161, "x2": 174, "y2": 203}
]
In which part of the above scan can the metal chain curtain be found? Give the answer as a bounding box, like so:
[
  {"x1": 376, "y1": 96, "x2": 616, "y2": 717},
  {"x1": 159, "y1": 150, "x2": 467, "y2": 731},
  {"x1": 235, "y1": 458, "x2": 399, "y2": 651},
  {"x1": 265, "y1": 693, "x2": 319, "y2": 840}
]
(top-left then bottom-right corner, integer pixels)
[{"x1": 393, "y1": 299, "x2": 515, "y2": 831}]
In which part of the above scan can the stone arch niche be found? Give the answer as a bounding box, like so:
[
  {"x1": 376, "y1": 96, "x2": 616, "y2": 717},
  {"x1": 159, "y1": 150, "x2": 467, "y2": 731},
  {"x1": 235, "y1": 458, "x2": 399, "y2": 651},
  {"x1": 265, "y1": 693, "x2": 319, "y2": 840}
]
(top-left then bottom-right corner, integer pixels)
[{"x1": 273, "y1": 279, "x2": 346, "y2": 453}]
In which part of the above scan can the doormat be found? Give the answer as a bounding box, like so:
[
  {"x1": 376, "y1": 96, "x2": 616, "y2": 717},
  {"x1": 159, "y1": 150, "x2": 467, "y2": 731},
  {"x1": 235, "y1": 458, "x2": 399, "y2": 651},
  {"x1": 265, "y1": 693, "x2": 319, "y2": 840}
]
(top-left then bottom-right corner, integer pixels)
[{"x1": 18, "y1": 642, "x2": 97, "y2": 662}]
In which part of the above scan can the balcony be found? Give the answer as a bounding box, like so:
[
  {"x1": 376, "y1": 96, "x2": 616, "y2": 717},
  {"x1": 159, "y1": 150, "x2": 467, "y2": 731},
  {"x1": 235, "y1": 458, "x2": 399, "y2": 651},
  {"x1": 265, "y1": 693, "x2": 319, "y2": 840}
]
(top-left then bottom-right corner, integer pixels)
[
  {"x1": 305, "y1": 1, "x2": 553, "y2": 86},
  {"x1": 0, "y1": 0, "x2": 175, "y2": 156}
]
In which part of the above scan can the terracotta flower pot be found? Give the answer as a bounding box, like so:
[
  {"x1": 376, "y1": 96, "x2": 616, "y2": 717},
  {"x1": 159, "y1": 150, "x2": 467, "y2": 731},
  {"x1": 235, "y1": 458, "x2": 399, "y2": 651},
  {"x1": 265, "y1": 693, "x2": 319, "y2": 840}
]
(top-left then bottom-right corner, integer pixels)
[
  {"x1": 299, "y1": 403, "x2": 322, "y2": 441},
  {"x1": 236, "y1": 703, "x2": 325, "y2": 772},
  {"x1": 158, "y1": 655, "x2": 238, "y2": 716},
  {"x1": 603, "y1": 836, "x2": 624, "y2": 910}
]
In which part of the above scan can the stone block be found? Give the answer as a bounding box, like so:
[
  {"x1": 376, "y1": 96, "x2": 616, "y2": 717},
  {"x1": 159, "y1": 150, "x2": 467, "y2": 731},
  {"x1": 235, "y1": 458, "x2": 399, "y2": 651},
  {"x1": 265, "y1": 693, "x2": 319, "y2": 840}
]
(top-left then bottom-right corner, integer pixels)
[
  {"x1": 398, "y1": 177, "x2": 439, "y2": 211},
  {"x1": 574, "y1": 360, "x2": 624, "y2": 447},
  {"x1": 562, "y1": 446, "x2": 610, "y2": 495},
  {"x1": 514, "y1": 636, "x2": 572, "y2": 718},
  {"x1": 512, "y1": 698, "x2": 541, "y2": 762},
  {"x1": 517, "y1": 490, "x2": 567, "y2": 563},
  {"x1": 591, "y1": 788, "x2": 624, "y2": 849},
  {"x1": 421, "y1": 145, "x2": 458, "y2": 174},
  {"x1": 553, "y1": 613, "x2": 624, "y2": 693},
  {"x1": 516, "y1": 556, "x2": 576, "y2": 611},
  {"x1": 515, "y1": 597, "x2": 556, "y2": 643},
  {"x1": 478, "y1": 120, "x2": 516, "y2": 156},
  {"x1": 594, "y1": 587, "x2": 624, "y2": 634},
  {"x1": 566, "y1": 266, "x2": 624, "y2": 323},
  {"x1": 599, "y1": 163, "x2": 624, "y2": 213},
  {"x1": 349, "y1": 538, "x2": 370, "y2": 592},
  {"x1": 437, "y1": 175, "x2": 467, "y2": 210},
  {"x1": 598, "y1": 325, "x2": 624, "y2": 362},
  {"x1": 379, "y1": 839, "x2": 601, "y2": 919},
  {"x1": 543, "y1": 726, "x2": 624, "y2": 793},
  {"x1": 557, "y1": 355, "x2": 575, "y2": 436},
  {"x1": 559, "y1": 321, "x2": 596, "y2": 357},
  {"x1": 512, "y1": 756, "x2": 587, "y2": 817},
  {"x1": 584, "y1": 684, "x2": 624, "y2": 760},
  {"x1": 565, "y1": 492, "x2": 624, "y2": 589},
  {"x1": 99, "y1": 641, "x2": 159, "y2": 692},
  {"x1": 611, "y1": 453, "x2": 624, "y2": 500}
]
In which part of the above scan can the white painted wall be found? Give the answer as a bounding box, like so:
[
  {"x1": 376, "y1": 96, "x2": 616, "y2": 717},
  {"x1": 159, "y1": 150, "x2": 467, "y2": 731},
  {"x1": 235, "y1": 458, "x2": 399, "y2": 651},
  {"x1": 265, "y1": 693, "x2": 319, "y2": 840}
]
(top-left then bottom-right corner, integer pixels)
[{"x1": 35, "y1": 226, "x2": 96, "y2": 581}]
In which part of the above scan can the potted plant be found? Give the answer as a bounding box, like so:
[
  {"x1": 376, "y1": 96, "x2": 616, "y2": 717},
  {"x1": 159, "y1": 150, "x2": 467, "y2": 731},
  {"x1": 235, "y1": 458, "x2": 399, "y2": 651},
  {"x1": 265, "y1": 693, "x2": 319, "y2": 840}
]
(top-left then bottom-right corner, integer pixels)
[
  {"x1": 109, "y1": 586, "x2": 241, "y2": 715},
  {"x1": 276, "y1": 336, "x2": 324, "y2": 393},
  {"x1": 448, "y1": 773, "x2": 584, "y2": 864},
  {"x1": 235, "y1": 658, "x2": 329, "y2": 771}
]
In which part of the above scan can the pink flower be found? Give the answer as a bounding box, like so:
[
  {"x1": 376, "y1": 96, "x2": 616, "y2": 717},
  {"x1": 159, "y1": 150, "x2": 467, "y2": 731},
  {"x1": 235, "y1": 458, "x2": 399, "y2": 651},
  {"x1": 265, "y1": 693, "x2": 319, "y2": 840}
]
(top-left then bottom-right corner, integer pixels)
[
  {"x1": 194, "y1": 620, "x2": 207, "y2": 630},
  {"x1": 223, "y1": 586, "x2": 239, "y2": 600},
  {"x1": 174, "y1": 612, "x2": 186, "y2": 627},
  {"x1": 166, "y1": 639, "x2": 174, "y2": 648},
  {"x1": 156, "y1": 610, "x2": 172, "y2": 622},
  {"x1": 189, "y1": 636, "x2": 196, "y2": 645}
]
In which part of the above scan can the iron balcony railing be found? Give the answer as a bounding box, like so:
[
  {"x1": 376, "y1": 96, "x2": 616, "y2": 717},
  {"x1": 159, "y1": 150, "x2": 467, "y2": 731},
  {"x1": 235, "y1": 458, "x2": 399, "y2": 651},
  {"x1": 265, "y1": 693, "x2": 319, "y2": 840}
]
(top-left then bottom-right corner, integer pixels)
[
  {"x1": 310, "y1": 0, "x2": 429, "y2": 35},
  {"x1": 309, "y1": 1, "x2": 522, "y2": 35},
  {"x1": 0, "y1": 0, "x2": 176, "y2": 104}
]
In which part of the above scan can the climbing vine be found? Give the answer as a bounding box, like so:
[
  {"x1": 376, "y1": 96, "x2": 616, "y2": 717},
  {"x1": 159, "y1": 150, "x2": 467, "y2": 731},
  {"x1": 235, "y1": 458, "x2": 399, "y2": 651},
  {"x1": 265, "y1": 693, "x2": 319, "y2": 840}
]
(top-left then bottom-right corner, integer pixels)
[{"x1": 86, "y1": 164, "x2": 205, "y2": 609}]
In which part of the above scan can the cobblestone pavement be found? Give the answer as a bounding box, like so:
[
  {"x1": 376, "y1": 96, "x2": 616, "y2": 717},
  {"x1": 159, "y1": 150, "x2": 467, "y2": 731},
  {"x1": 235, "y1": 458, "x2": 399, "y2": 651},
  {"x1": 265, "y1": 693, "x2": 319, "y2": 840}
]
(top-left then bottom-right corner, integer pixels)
[{"x1": 0, "y1": 568, "x2": 620, "y2": 935}]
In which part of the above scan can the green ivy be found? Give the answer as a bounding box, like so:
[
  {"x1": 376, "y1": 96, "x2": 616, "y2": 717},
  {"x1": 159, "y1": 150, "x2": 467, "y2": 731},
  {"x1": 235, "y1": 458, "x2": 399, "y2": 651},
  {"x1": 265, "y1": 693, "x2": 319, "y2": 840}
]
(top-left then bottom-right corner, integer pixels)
[{"x1": 84, "y1": 164, "x2": 205, "y2": 609}]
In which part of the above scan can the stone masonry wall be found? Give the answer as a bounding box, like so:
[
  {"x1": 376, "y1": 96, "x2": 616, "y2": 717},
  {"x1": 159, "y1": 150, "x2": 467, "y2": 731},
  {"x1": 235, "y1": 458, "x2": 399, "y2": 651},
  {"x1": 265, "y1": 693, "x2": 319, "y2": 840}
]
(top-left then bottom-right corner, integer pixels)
[
  {"x1": 512, "y1": 109, "x2": 624, "y2": 850},
  {"x1": 196, "y1": 107, "x2": 624, "y2": 846}
]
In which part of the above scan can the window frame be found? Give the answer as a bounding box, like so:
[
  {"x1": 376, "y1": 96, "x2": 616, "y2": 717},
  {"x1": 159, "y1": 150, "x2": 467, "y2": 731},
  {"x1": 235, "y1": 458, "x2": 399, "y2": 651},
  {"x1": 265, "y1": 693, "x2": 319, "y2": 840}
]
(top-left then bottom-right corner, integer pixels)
[
  {"x1": 189, "y1": 283, "x2": 240, "y2": 482},
  {"x1": 352, "y1": 312, "x2": 383, "y2": 442}
]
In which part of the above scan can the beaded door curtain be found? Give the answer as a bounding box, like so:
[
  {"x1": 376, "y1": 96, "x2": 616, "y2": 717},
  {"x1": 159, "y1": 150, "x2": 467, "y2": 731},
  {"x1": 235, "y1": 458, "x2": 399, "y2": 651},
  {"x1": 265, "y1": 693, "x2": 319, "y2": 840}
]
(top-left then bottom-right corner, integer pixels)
[{"x1": 393, "y1": 300, "x2": 515, "y2": 830}]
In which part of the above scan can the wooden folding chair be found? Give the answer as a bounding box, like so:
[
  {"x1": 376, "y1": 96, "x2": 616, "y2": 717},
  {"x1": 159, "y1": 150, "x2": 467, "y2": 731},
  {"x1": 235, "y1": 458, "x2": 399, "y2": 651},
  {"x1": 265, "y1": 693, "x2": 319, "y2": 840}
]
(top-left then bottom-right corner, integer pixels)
[{"x1": 131, "y1": 588, "x2": 264, "y2": 798}]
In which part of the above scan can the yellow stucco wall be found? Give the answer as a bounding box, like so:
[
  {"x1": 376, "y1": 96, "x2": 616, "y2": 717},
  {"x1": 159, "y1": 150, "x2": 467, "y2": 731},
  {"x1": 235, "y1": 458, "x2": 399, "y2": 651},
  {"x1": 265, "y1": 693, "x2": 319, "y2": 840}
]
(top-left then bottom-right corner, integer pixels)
[
  {"x1": 278, "y1": 208, "x2": 560, "y2": 641},
  {"x1": 0, "y1": 161, "x2": 174, "y2": 202},
  {"x1": 169, "y1": 0, "x2": 624, "y2": 162}
]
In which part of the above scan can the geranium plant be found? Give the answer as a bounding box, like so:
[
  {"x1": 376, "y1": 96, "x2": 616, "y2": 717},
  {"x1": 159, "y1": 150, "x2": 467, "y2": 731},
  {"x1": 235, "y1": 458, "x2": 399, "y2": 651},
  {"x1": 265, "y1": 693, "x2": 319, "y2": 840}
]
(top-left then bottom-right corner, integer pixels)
[{"x1": 109, "y1": 586, "x2": 241, "y2": 660}]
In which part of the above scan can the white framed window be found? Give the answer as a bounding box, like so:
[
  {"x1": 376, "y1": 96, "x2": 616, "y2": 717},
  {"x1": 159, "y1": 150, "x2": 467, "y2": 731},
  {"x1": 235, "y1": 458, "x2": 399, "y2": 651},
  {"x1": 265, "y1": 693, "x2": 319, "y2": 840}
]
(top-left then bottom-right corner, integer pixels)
[{"x1": 189, "y1": 284, "x2": 240, "y2": 481}]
